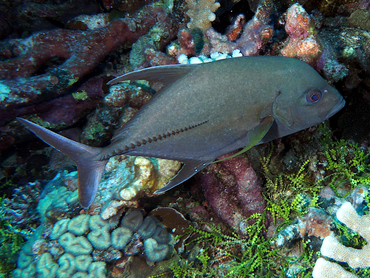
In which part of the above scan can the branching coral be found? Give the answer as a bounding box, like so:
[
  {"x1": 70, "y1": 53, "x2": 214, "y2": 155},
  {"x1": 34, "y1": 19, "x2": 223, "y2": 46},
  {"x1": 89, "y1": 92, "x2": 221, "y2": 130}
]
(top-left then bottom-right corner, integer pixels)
[
  {"x1": 186, "y1": 0, "x2": 220, "y2": 32},
  {"x1": 313, "y1": 202, "x2": 370, "y2": 277},
  {"x1": 205, "y1": 0, "x2": 273, "y2": 56}
]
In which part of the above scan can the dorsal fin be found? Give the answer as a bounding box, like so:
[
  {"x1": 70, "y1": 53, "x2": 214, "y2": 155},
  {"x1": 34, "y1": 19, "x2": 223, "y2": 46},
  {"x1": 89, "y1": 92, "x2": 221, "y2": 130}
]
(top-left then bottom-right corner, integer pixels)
[{"x1": 107, "y1": 64, "x2": 198, "y2": 92}]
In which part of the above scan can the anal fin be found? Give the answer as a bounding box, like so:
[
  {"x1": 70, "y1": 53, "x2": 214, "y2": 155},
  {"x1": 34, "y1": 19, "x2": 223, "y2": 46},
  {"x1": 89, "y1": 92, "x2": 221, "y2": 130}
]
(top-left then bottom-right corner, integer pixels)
[{"x1": 77, "y1": 160, "x2": 107, "y2": 208}]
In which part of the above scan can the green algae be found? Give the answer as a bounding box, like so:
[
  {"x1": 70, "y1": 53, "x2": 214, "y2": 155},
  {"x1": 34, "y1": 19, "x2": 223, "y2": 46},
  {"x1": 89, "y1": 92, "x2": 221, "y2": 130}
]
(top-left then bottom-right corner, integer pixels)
[
  {"x1": 159, "y1": 123, "x2": 370, "y2": 277},
  {"x1": 72, "y1": 91, "x2": 89, "y2": 101},
  {"x1": 0, "y1": 197, "x2": 26, "y2": 278}
]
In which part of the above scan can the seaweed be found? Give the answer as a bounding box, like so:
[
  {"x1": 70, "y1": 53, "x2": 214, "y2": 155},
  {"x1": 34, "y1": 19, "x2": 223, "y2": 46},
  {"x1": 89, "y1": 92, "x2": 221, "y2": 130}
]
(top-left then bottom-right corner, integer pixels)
[
  {"x1": 319, "y1": 123, "x2": 370, "y2": 196},
  {"x1": 0, "y1": 197, "x2": 26, "y2": 278}
]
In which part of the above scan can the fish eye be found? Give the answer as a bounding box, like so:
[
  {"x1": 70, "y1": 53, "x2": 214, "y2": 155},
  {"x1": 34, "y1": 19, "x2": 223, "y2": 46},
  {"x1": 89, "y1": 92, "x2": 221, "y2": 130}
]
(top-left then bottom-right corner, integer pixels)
[{"x1": 306, "y1": 89, "x2": 322, "y2": 104}]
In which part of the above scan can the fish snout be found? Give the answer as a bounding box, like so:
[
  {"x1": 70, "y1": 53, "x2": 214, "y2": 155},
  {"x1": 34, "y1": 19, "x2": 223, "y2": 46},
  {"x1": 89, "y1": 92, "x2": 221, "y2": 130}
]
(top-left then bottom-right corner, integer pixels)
[{"x1": 326, "y1": 97, "x2": 345, "y2": 119}]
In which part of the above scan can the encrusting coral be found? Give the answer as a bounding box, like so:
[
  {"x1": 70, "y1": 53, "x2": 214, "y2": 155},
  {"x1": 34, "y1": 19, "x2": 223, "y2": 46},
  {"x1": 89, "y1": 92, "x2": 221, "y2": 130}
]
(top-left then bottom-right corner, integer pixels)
[
  {"x1": 313, "y1": 202, "x2": 370, "y2": 277},
  {"x1": 0, "y1": 5, "x2": 167, "y2": 110},
  {"x1": 280, "y1": 3, "x2": 322, "y2": 67},
  {"x1": 198, "y1": 152, "x2": 266, "y2": 232},
  {"x1": 98, "y1": 155, "x2": 181, "y2": 219}
]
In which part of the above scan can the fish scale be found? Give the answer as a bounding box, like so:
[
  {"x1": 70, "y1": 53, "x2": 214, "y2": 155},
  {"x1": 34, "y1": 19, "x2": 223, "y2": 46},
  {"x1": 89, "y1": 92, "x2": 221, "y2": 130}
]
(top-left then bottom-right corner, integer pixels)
[{"x1": 18, "y1": 56, "x2": 345, "y2": 208}]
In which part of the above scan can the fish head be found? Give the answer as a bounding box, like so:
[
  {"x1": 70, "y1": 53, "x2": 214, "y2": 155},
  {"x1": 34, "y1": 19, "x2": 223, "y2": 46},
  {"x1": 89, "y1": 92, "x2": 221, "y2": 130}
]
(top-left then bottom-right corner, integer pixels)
[{"x1": 272, "y1": 73, "x2": 345, "y2": 136}]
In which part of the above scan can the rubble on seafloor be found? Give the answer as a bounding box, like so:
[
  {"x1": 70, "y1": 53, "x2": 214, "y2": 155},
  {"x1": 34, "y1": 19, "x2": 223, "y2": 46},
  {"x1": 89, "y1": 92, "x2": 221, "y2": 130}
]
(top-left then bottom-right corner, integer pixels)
[{"x1": 1, "y1": 0, "x2": 370, "y2": 277}]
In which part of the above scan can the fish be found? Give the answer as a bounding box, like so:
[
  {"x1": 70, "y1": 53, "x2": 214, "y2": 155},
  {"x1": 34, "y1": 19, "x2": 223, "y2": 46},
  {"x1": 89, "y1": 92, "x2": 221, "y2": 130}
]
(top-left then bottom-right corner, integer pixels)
[{"x1": 17, "y1": 56, "x2": 345, "y2": 208}]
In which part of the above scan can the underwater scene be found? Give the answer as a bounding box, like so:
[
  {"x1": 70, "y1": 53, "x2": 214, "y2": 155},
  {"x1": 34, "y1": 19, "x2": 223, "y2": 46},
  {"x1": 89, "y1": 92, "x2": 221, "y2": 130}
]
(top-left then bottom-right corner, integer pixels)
[{"x1": 1, "y1": 0, "x2": 370, "y2": 277}]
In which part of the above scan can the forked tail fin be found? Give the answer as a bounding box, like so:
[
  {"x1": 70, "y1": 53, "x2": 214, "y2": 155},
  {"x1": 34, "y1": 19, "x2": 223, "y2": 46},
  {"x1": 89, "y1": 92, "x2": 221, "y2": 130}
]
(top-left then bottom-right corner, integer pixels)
[{"x1": 17, "y1": 118, "x2": 107, "y2": 208}]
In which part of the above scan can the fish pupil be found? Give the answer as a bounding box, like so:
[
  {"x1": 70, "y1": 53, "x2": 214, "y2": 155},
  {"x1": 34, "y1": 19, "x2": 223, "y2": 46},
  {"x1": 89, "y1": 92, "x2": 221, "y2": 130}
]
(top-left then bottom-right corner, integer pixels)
[
  {"x1": 306, "y1": 89, "x2": 322, "y2": 103},
  {"x1": 311, "y1": 94, "x2": 319, "y2": 101}
]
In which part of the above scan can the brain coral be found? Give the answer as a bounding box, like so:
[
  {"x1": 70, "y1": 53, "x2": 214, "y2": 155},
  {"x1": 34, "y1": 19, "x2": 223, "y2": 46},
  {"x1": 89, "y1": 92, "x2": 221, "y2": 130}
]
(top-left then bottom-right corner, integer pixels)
[{"x1": 13, "y1": 210, "x2": 176, "y2": 277}]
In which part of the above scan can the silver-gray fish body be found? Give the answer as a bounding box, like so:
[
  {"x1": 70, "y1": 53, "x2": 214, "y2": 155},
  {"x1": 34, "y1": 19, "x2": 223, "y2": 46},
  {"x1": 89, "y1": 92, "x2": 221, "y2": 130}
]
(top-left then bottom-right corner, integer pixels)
[
  {"x1": 18, "y1": 56, "x2": 345, "y2": 208},
  {"x1": 104, "y1": 56, "x2": 343, "y2": 161}
]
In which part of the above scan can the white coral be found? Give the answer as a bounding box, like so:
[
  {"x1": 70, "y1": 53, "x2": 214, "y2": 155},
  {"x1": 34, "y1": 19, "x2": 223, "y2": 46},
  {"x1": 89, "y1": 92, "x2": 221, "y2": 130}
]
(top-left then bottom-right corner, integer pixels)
[
  {"x1": 313, "y1": 202, "x2": 370, "y2": 278},
  {"x1": 186, "y1": 0, "x2": 220, "y2": 31}
]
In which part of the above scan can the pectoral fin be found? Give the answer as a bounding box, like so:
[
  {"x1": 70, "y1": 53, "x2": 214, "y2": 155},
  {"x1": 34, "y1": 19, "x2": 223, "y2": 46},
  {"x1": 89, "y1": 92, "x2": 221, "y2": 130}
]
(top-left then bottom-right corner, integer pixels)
[
  {"x1": 213, "y1": 115, "x2": 274, "y2": 163},
  {"x1": 154, "y1": 159, "x2": 209, "y2": 194}
]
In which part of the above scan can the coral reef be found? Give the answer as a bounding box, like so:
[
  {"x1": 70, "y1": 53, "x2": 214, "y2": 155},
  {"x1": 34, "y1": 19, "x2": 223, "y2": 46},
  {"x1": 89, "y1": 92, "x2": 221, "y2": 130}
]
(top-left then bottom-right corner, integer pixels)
[
  {"x1": 104, "y1": 0, "x2": 155, "y2": 12},
  {"x1": 205, "y1": 0, "x2": 273, "y2": 56},
  {"x1": 129, "y1": 17, "x2": 178, "y2": 68},
  {"x1": 0, "y1": 0, "x2": 102, "y2": 37},
  {"x1": 313, "y1": 202, "x2": 370, "y2": 277},
  {"x1": 2, "y1": 0, "x2": 370, "y2": 277},
  {"x1": 66, "y1": 13, "x2": 110, "y2": 30},
  {"x1": 280, "y1": 3, "x2": 322, "y2": 67},
  {"x1": 98, "y1": 155, "x2": 181, "y2": 219},
  {"x1": 185, "y1": 0, "x2": 220, "y2": 32},
  {"x1": 32, "y1": 154, "x2": 181, "y2": 221},
  {"x1": 3, "y1": 181, "x2": 41, "y2": 231},
  {"x1": 0, "y1": 5, "x2": 167, "y2": 110},
  {"x1": 13, "y1": 209, "x2": 176, "y2": 277},
  {"x1": 198, "y1": 153, "x2": 265, "y2": 232},
  {"x1": 80, "y1": 81, "x2": 154, "y2": 146},
  {"x1": 273, "y1": 206, "x2": 332, "y2": 248}
]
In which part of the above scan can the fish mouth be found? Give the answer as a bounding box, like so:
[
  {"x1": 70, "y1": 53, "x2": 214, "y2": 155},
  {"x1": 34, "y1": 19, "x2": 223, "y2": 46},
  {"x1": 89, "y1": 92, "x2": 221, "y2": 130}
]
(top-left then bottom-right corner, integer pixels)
[{"x1": 327, "y1": 97, "x2": 345, "y2": 119}]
